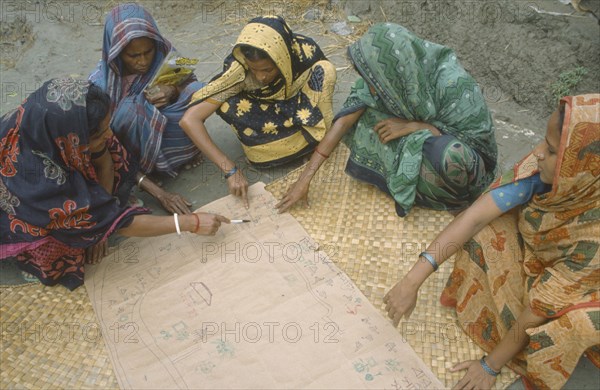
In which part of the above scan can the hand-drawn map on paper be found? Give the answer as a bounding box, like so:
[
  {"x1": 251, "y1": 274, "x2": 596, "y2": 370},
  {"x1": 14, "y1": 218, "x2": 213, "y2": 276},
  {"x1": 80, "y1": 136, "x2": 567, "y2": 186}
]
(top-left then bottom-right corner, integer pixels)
[{"x1": 85, "y1": 183, "x2": 443, "y2": 389}]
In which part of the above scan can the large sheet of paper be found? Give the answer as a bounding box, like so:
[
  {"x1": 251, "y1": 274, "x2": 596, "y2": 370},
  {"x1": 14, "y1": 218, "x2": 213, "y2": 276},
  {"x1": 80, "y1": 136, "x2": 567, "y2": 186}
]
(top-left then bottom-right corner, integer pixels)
[{"x1": 85, "y1": 183, "x2": 443, "y2": 389}]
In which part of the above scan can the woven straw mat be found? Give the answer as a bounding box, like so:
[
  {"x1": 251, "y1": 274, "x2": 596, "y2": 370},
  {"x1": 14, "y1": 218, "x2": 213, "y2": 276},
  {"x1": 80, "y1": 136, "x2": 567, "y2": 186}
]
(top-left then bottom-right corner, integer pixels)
[
  {"x1": 265, "y1": 144, "x2": 518, "y2": 389},
  {"x1": 0, "y1": 283, "x2": 119, "y2": 389},
  {"x1": 1, "y1": 144, "x2": 517, "y2": 389}
]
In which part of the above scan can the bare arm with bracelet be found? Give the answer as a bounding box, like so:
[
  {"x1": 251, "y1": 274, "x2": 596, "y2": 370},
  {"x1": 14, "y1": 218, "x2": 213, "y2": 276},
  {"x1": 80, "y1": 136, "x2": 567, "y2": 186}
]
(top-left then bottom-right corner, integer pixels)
[
  {"x1": 118, "y1": 212, "x2": 230, "y2": 237},
  {"x1": 86, "y1": 212, "x2": 230, "y2": 265},
  {"x1": 383, "y1": 193, "x2": 503, "y2": 326},
  {"x1": 274, "y1": 109, "x2": 443, "y2": 213},
  {"x1": 135, "y1": 172, "x2": 193, "y2": 215},
  {"x1": 275, "y1": 109, "x2": 365, "y2": 213},
  {"x1": 383, "y1": 193, "x2": 548, "y2": 389},
  {"x1": 180, "y1": 101, "x2": 249, "y2": 208}
]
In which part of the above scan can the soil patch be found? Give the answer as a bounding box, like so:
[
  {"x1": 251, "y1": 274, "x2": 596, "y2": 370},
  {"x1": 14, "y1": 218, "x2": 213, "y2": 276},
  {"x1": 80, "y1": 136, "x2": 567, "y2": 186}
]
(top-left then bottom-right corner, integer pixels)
[{"x1": 341, "y1": 0, "x2": 600, "y2": 127}]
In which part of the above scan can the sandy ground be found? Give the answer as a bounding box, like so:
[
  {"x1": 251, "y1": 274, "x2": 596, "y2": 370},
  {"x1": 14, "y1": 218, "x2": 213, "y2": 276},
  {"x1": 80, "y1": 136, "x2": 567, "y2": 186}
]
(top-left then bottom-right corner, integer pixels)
[{"x1": 1, "y1": 0, "x2": 599, "y2": 164}]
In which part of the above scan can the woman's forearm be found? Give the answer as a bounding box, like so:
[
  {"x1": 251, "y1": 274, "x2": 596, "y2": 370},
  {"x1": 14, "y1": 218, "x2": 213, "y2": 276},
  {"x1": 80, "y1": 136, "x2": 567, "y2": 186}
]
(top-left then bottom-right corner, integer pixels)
[
  {"x1": 485, "y1": 307, "x2": 548, "y2": 372},
  {"x1": 118, "y1": 213, "x2": 196, "y2": 237},
  {"x1": 404, "y1": 193, "x2": 503, "y2": 287},
  {"x1": 298, "y1": 109, "x2": 365, "y2": 183},
  {"x1": 180, "y1": 104, "x2": 236, "y2": 173},
  {"x1": 137, "y1": 172, "x2": 163, "y2": 199},
  {"x1": 188, "y1": 122, "x2": 235, "y2": 172}
]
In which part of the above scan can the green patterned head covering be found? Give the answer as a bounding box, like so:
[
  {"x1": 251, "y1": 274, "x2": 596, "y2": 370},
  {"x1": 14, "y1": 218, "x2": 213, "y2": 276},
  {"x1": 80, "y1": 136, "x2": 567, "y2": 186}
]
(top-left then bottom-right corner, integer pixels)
[{"x1": 346, "y1": 22, "x2": 498, "y2": 173}]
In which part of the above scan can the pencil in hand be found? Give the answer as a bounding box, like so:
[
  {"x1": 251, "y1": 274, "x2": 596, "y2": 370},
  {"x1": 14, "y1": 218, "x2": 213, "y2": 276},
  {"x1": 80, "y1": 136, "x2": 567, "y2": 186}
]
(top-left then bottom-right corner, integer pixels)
[{"x1": 230, "y1": 219, "x2": 251, "y2": 224}]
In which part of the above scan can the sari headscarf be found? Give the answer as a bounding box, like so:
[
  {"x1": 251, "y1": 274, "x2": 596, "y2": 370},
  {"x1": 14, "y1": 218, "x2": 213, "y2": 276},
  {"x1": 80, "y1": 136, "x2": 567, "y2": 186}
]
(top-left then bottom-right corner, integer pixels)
[
  {"x1": 441, "y1": 94, "x2": 599, "y2": 389},
  {"x1": 0, "y1": 78, "x2": 146, "y2": 290},
  {"x1": 486, "y1": 94, "x2": 600, "y2": 316},
  {"x1": 190, "y1": 15, "x2": 336, "y2": 166},
  {"x1": 521, "y1": 94, "x2": 600, "y2": 317},
  {"x1": 91, "y1": 3, "x2": 170, "y2": 102},
  {"x1": 89, "y1": 3, "x2": 201, "y2": 176},
  {"x1": 194, "y1": 15, "x2": 326, "y2": 101},
  {"x1": 340, "y1": 23, "x2": 497, "y2": 214}
]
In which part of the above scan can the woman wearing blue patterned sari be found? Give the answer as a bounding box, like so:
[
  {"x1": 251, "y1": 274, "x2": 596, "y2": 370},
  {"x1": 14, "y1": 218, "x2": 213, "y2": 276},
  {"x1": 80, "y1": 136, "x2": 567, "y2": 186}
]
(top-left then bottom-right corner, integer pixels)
[
  {"x1": 89, "y1": 3, "x2": 203, "y2": 178},
  {"x1": 0, "y1": 78, "x2": 228, "y2": 290},
  {"x1": 276, "y1": 23, "x2": 498, "y2": 216}
]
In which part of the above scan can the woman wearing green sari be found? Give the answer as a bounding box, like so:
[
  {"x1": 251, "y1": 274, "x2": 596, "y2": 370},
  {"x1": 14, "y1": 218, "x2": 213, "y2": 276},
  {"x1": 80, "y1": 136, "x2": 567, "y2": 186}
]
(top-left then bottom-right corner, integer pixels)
[{"x1": 276, "y1": 23, "x2": 498, "y2": 216}]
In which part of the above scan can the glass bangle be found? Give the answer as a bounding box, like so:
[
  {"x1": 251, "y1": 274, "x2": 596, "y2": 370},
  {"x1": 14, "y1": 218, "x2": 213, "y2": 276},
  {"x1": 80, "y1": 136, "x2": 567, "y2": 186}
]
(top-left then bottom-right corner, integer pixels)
[
  {"x1": 480, "y1": 356, "x2": 500, "y2": 377},
  {"x1": 419, "y1": 251, "x2": 439, "y2": 272}
]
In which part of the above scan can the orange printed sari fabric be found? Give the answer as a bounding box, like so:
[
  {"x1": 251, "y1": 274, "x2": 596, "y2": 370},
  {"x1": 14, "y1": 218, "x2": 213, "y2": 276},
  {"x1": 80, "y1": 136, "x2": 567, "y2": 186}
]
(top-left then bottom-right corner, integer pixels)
[{"x1": 441, "y1": 94, "x2": 600, "y2": 389}]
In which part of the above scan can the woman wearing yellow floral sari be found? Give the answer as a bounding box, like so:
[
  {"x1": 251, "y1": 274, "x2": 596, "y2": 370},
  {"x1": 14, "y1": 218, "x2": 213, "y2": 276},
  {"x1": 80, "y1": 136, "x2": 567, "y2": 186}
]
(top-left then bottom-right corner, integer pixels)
[
  {"x1": 384, "y1": 94, "x2": 599, "y2": 389},
  {"x1": 180, "y1": 15, "x2": 336, "y2": 207}
]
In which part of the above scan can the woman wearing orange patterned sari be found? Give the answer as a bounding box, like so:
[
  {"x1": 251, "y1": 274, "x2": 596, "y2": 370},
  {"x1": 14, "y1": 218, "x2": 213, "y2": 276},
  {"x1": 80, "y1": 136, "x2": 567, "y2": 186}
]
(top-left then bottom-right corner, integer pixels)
[{"x1": 383, "y1": 94, "x2": 599, "y2": 389}]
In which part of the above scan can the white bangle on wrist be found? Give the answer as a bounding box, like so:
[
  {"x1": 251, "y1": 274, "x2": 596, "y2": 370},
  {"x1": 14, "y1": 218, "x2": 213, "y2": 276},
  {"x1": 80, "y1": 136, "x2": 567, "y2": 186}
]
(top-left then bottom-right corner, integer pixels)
[
  {"x1": 173, "y1": 213, "x2": 181, "y2": 236},
  {"x1": 137, "y1": 174, "x2": 146, "y2": 188}
]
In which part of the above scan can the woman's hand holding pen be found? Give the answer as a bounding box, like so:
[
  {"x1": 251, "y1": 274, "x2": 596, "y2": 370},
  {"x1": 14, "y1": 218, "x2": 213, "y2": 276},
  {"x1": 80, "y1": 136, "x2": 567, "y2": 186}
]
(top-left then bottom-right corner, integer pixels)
[{"x1": 194, "y1": 213, "x2": 230, "y2": 236}]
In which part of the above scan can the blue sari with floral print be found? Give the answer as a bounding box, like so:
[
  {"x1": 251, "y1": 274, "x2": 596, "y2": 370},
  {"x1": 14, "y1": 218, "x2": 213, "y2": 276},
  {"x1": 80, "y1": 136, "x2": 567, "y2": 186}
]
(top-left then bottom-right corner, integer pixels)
[{"x1": 0, "y1": 78, "x2": 146, "y2": 290}]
